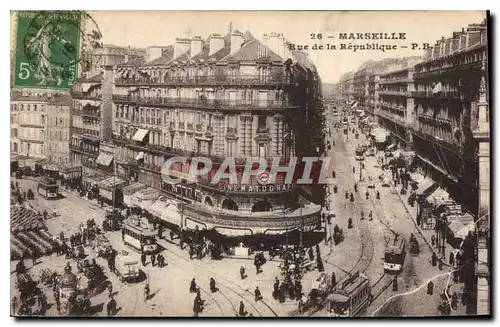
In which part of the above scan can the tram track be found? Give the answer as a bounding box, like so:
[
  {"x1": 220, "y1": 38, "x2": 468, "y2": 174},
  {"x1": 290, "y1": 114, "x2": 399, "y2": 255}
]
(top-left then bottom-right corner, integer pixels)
[{"x1": 162, "y1": 245, "x2": 277, "y2": 317}]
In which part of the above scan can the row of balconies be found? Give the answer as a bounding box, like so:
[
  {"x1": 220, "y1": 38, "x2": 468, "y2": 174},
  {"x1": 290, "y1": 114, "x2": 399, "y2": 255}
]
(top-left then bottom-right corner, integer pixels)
[
  {"x1": 379, "y1": 102, "x2": 406, "y2": 112},
  {"x1": 112, "y1": 95, "x2": 294, "y2": 110},
  {"x1": 114, "y1": 74, "x2": 295, "y2": 87},
  {"x1": 417, "y1": 114, "x2": 454, "y2": 125},
  {"x1": 69, "y1": 143, "x2": 99, "y2": 156},
  {"x1": 72, "y1": 127, "x2": 100, "y2": 139},
  {"x1": 71, "y1": 91, "x2": 102, "y2": 100},
  {"x1": 72, "y1": 109, "x2": 101, "y2": 118},
  {"x1": 378, "y1": 78, "x2": 412, "y2": 85},
  {"x1": 376, "y1": 108, "x2": 406, "y2": 125},
  {"x1": 378, "y1": 90, "x2": 410, "y2": 97}
]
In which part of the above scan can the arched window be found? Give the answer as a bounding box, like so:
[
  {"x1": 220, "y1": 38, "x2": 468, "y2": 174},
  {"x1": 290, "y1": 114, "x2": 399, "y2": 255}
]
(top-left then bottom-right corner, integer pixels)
[
  {"x1": 252, "y1": 201, "x2": 272, "y2": 212},
  {"x1": 222, "y1": 198, "x2": 238, "y2": 211},
  {"x1": 204, "y1": 196, "x2": 213, "y2": 206}
]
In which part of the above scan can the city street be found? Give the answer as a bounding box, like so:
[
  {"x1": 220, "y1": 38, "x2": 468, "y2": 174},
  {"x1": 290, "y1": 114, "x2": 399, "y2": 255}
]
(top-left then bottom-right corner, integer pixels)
[{"x1": 9, "y1": 107, "x2": 467, "y2": 318}]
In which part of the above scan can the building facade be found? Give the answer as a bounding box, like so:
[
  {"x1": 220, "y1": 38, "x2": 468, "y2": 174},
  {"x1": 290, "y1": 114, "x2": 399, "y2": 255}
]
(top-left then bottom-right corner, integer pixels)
[
  {"x1": 411, "y1": 20, "x2": 487, "y2": 213},
  {"x1": 111, "y1": 31, "x2": 324, "y2": 236},
  {"x1": 46, "y1": 95, "x2": 72, "y2": 164},
  {"x1": 376, "y1": 66, "x2": 416, "y2": 150},
  {"x1": 472, "y1": 57, "x2": 490, "y2": 315},
  {"x1": 10, "y1": 92, "x2": 49, "y2": 158}
]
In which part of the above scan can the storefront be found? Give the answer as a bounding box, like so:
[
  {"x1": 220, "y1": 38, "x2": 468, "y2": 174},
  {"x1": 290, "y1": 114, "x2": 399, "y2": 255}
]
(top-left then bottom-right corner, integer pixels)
[{"x1": 97, "y1": 176, "x2": 127, "y2": 206}]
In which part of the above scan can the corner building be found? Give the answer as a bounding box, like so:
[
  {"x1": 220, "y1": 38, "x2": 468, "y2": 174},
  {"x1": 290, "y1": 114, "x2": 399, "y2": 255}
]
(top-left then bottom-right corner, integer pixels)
[{"x1": 112, "y1": 31, "x2": 324, "y2": 237}]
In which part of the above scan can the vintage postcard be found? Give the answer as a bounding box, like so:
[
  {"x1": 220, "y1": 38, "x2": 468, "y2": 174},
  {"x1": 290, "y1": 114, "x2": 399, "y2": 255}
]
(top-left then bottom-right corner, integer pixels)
[{"x1": 9, "y1": 10, "x2": 490, "y2": 318}]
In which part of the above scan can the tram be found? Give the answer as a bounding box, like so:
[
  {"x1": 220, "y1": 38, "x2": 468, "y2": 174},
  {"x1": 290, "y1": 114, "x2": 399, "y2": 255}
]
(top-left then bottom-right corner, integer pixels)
[
  {"x1": 355, "y1": 146, "x2": 365, "y2": 161},
  {"x1": 383, "y1": 233, "x2": 406, "y2": 273},
  {"x1": 122, "y1": 217, "x2": 158, "y2": 254},
  {"x1": 37, "y1": 177, "x2": 59, "y2": 199},
  {"x1": 326, "y1": 271, "x2": 371, "y2": 317}
]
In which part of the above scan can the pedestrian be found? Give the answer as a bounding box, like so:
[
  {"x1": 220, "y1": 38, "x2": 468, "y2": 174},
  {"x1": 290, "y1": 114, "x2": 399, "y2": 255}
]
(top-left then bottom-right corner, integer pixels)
[
  {"x1": 151, "y1": 254, "x2": 156, "y2": 267},
  {"x1": 352, "y1": 167, "x2": 355, "y2": 174},
  {"x1": 431, "y1": 235, "x2": 436, "y2": 246},
  {"x1": 190, "y1": 278, "x2": 197, "y2": 293},
  {"x1": 210, "y1": 277, "x2": 217, "y2": 293},
  {"x1": 350, "y1": 193, "x2": 354, "y2": 202},
  {"x1": 354, "y1": 183, "x2": 358, "y2": 193},
  {"x1": 451, "y1": 292, "x2": 458, "y2": 310},
  {"x1": 376, "y1": 190, "x2": 380, "y2": 200},
  {"x1": 360, "y1": 209, "x2": 364, "y2": 220},
  {"x1": 393, "y1": 278, "x2": 398, "y2": 292},
  {"x1": 11, "y1": 296, "x2": 17, "y2": 315},
  {"x1": 345, "y1": 190, "x2": 349, "y2": 199},
  {"x1": 239, "y1": 301, "x2": 246, "y2": 317},
  {"x1": 141, "y1": 253, "x2": 146, "y2": 266},
  {"x1": 365, "y1": 191, "x2": 369, "y2": 200},
  {"x1": 427, "y1": 281, "x2": 434, "y2": 295},
  {"x1": 108, "y1": 282, "x2": 113, "y2": 298},
  {"x1": 438, "y1": 258, "x2": 443, "y2": 270},
  {"x1": 240, "y1": 266, "x2": 246, "y2": 280},
  {"x1": 449, "y1": 251, "x2": 455, "y2": 266},
  {"x1": 144, "y1": 283, "x2": 150, "y2": 301},
  {"x1": 369, "y1": 210, "x2": 373, "y2": 221},
  {"x1": 297, "y1": 298, "x2": 304, "y2": 314},
  {"x1": 273, "y1": 277, "x2": 279, "y2": 300},
  {"x1": 348, "y1": 217, "x2": 353, "y2": 229},
  {"x1": 254, "y1": 286, "x2": 262, "y2": 302},
  {"x1": 107, "y1": 296, "x2": 117, "y2": 316}
]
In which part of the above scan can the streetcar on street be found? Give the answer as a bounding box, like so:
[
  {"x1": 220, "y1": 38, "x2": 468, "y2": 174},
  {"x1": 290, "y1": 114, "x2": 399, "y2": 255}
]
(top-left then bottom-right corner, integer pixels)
[
  {"x1": 326, "y1": 271, "x2": 371, "y2": 317},
  {"x1": 37, "y1": 177, "x2": 59, "y2": 199},
  {"x1": 122, "y1": 216, "x2": 158, "y2": 254},
  {"x1": 383, "y1": 233, "x2": 406, "y2": 273}
]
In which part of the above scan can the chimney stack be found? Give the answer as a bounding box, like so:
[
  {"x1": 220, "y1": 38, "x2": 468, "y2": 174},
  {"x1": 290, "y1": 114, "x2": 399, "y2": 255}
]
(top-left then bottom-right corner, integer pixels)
[
  {"x1": 174, "y1": 38, "x2": 191, "y2": 59},
  {"x1": 267, "y1": 32, "x2": 288, "y2": 60},
  {"x1": 208, "y1": 34, "x2": 224, "y2": 56},
  {"x1": 190, "y1": 36, "x2": 203, "y2": 57},
  {"x1": 230, "y1": 30, "x2": 244, "y2": 55},
  {"x1": 146, "y1": 46, "x2": 163, "y2": 63}
]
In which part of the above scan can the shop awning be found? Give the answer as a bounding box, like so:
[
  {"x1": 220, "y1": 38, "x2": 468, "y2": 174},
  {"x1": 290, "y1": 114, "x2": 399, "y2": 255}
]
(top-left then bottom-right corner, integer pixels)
[
  {"x1": 416, "y1": 178, "x2": 436, "y2": 196},
  {"x1": 136, "y1": 152, "x2": 144, "y2": 161},
  {"x1": 448, "y1": 220, "x2": 475, "y2": 239},
  {"x1": 147, "y1": 198, "x2": 169, "y2": 218},
  {"x1": 122, "y1": 182, "x2": 146, "y2": 196},
  {"x1": 160, "y1": 204, "x2": 182, "y2": 226},
  {"x1": 96, "y1": 153, "x2": 114, "y2": 166},
  {"x1": 132, "y1": 129, "x2": 149, "y2": 142},
  {"x1": 136, "y1": 187, "x2": 160, "y2": 201},
  {"x1": 98, "y1": 176, "x2": 126, "y2": 190},
  {"x1": 427, "y1": 187, "x2": 450, "y2": 206},
  {"x1": 43, "y1": 163, "x2": 60, "y2": 171},
  {"x1": 386, "y1": 143, "x2": 396, "y2": 151}
]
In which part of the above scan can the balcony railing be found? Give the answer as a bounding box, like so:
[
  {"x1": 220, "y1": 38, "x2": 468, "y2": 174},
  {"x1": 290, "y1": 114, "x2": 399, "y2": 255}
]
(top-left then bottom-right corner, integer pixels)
[
  {"x1": 72, "y1": 109, "x2": 100, "y2": 118},
  {"x1": 187, "y1": 123, "x2": 193, "y2": 131},
  {"x1": 257, "y1": 127, "x2": 270, "y2": 134},
  {"x1": 115, "y1": 74, "x2": 295, "y2": 86},
  {"x1": 378, "y1": 78, "x2": 412, "y2": 85},
  {"x1": 227, "y1": 127, "x2": 237, "y2": 134},
  {"x1": 378, "y1": 90, "x2": 410, "y2": 97},
  {"x1": 417, "y1": 114, "x2": 453, "y2": 125},
  {"x1": 195, "y1": 124, "x2": 203, "y2": 132},
  {"x1": 412, "y1": 90, "x2": 461, "y2": 99},
  {"x1": 71, "y1": 91, "x2": 102, "y2": 100},
  {"x1": 178, "y1": 122, "x2": 185, "y2": 130},
  {"x1": 69, "y1": 144, "x2": 99, "y2": 156},
  {"x1": 112, "y1": 95, "x2": 295, "y2": 110},
  {"x1": 72, "y1": 127, "x2": 100, "y2": 139}
]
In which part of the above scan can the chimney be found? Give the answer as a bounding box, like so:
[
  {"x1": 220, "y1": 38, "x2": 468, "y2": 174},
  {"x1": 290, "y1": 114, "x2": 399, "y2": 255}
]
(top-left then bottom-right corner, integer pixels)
[
  {"x1": 190, "y1": 36, "x2": 203, "y2": 57},
  {"x1": 146, "y1": 46, "x2": 163, "y2": 63},
  {"x1": 174, "y1": 38, "x2": 191, "y2": 59},
  {"x1": 268, "y1": 32, "x2": 287, "y2": 59},
  {"x1": 208, "y1": 34, "x2": 224, "y2": 56},
  {"x1": 230, "y1": 30, "x2": 244, "y2": 55}
]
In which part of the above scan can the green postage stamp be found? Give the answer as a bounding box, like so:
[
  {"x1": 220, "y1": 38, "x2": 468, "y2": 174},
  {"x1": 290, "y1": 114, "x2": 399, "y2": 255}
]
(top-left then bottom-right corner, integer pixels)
[{"x1": 13, "y1": 11, "x2": 81, "y2": 90}]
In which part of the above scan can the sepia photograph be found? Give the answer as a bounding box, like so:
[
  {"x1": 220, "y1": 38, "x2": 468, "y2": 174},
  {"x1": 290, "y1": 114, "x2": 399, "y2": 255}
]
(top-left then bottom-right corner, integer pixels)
[{"x1": 9, "y1": 10, "x2": 490, "y2": 318}]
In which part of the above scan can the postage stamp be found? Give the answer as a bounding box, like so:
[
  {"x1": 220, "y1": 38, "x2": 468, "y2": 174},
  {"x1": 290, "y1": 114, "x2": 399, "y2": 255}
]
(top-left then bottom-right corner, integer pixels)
[{"x1": 13, "y1": 10, "x2": 102, "y2": 90}]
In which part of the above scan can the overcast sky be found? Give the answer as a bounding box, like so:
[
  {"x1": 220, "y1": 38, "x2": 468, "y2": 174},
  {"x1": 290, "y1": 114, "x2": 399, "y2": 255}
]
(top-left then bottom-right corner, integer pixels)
[{"x1": 89, "y1": 11, "x2": 486, "y2": 83}]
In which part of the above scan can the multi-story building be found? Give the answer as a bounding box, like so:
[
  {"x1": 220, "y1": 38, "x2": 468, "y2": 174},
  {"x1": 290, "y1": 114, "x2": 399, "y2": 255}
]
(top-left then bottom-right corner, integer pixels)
[
  {"x1": 70, "y1": 73, "x2": 106, "y2": 177},
  {"x1": 46, "y1": 95, "x2": 72, "y2": 164},
  {"x1": 10, "y1": 91, "x2": 49, "y2": 158},
  {"x1": 472, "y1": 57, "x2": 490, "y2": 315},
  {"x1": 339, "y1": 71, "x2": 354, "y2": 101},
  {"x1": 365, "y1": 74, "x2": 378, "y2": 117},
  {"x1": 376, "y1": 65, "x2": 417, "y2": 150},
  {"x1": 82, "y1": 44, "x2": 146, "y2": 77},
  {"x1": 111, "y1": 30, "x2": 324, "y2": 236},
  {"x1": 352, "y1": 68, "x2": 370, "y2": 111},
  {"x1": 411, "y1": 20, "x2": 487, "y2": 213}
]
